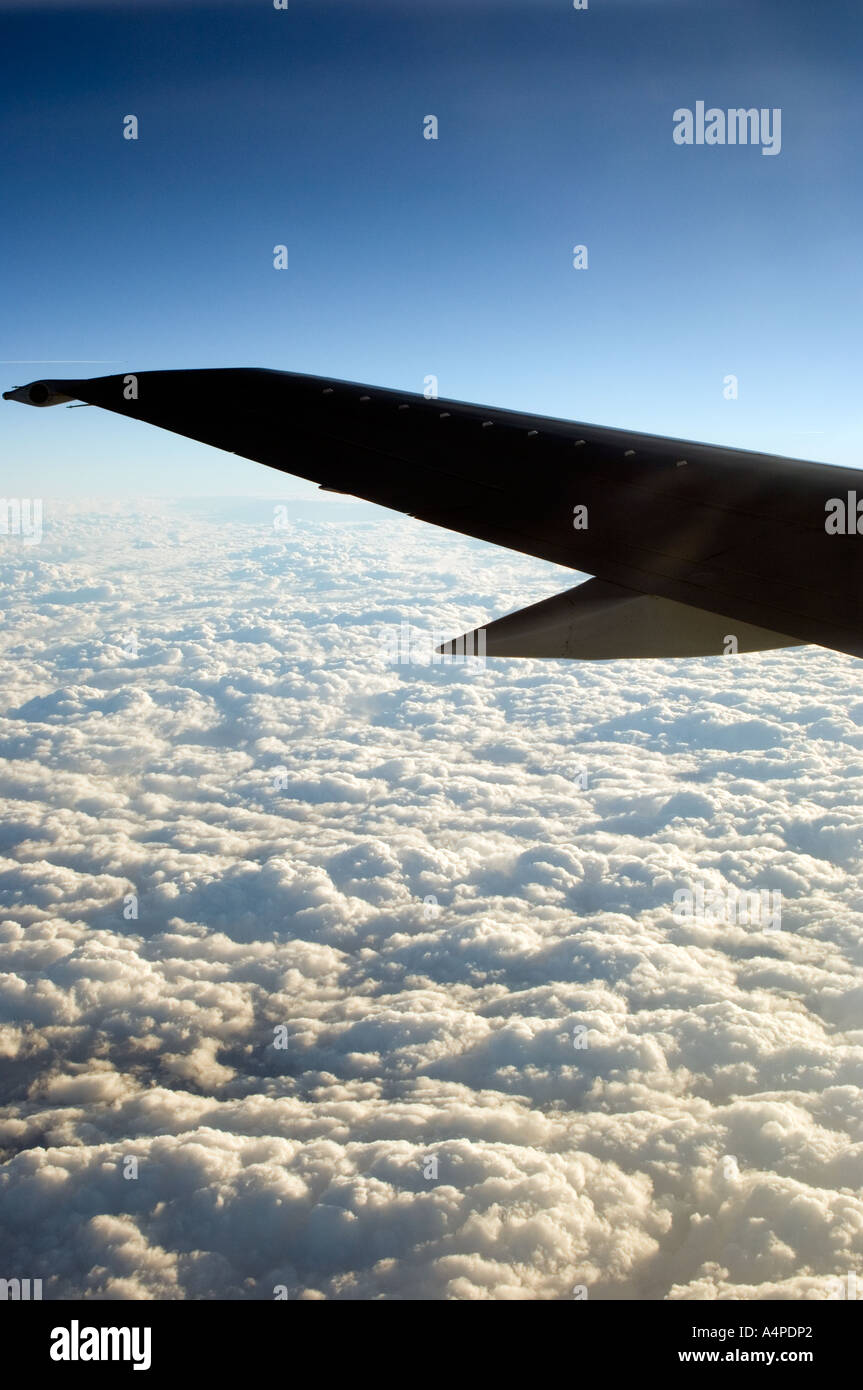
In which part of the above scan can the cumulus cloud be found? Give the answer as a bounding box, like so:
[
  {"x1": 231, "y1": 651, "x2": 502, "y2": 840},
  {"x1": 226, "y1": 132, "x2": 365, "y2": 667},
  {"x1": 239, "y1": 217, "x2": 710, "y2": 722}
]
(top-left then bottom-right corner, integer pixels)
[{"x1": 1, "y1": 498, "x2": 863, "y2": 1299}]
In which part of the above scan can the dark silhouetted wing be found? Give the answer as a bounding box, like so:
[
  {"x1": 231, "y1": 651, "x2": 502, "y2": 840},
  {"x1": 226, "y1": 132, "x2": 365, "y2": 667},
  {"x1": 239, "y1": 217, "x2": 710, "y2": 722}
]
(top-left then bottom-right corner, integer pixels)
[{"x1": 6, "y1": 368, "x2": 862, "y2": 658}]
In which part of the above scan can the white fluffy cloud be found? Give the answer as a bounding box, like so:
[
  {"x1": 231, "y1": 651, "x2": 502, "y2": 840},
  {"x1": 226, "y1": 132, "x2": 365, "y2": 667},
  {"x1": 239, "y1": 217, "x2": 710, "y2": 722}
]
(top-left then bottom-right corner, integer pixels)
[{"x1": 2, "y1": 497, "x2": 863, "y2": 1299}]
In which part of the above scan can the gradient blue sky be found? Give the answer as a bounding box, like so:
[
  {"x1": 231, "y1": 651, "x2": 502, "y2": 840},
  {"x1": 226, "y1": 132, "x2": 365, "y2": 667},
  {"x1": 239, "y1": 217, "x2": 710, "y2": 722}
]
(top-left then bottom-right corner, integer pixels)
[{"x1": 2, "y1": 0, "x2": 861, "y2": 494}]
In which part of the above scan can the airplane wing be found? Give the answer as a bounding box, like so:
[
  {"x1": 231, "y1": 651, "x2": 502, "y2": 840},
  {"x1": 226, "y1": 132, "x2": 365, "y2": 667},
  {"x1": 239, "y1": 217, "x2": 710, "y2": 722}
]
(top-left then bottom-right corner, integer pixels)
[{"x1": 5, "y1": 367, "x2": 862, "y2": 660}]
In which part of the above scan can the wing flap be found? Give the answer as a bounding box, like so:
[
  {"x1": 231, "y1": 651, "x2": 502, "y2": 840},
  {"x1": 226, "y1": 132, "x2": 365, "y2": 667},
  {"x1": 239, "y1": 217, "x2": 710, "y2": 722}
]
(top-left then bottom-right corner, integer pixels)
[{"x1": 438, "y1": 578, "x2": 803, "y2": 660}]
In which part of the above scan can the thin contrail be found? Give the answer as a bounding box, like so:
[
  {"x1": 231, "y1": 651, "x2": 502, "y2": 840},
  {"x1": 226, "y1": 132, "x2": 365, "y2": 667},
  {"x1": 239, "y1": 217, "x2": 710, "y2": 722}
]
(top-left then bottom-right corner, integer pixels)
[{"x1": 0, "y1": 360, "x2": 123, "y2": 364}]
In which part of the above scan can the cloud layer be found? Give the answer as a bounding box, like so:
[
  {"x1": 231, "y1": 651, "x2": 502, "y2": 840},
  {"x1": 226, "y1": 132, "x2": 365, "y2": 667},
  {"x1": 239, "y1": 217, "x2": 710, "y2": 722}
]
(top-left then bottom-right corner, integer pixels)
[{"x1": 2, "y1": 498, "x2": 863, "y2": 1300}]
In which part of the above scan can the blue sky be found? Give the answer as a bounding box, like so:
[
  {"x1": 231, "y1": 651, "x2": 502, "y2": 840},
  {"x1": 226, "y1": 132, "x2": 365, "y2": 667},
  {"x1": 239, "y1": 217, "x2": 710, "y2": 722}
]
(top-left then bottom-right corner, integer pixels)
[{"x1": 2, "y1": 0, "x2": 862, "y2": 493}]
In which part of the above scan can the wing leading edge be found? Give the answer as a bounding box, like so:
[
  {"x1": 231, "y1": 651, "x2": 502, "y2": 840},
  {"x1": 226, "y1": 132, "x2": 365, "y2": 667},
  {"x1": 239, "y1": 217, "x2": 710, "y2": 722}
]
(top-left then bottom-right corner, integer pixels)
[{"x1": 5, "y1": 368, "x2": 862, "y2": 660}]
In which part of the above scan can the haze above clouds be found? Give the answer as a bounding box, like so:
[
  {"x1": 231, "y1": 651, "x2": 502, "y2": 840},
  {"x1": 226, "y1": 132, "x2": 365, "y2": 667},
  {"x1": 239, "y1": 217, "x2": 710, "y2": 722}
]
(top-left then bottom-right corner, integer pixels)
[{"x1": 1, "y1": 500, "x2": 863, "y2": 1300}]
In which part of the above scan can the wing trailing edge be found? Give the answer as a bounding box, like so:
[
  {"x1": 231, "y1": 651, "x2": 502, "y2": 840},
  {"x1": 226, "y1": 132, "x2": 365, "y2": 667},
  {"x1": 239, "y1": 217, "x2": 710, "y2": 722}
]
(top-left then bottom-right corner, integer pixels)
[{"x1": 437, "y1": 578, "x2": 802, "y2": 660}]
